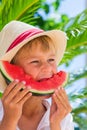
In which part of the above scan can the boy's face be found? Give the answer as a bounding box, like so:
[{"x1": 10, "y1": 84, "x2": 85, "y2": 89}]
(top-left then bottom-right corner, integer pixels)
[{"x1": 15, "y1": 43, "x2": 57, "y2": 81}]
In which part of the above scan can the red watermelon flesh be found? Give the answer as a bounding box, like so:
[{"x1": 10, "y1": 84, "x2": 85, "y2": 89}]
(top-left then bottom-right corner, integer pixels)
[{"x1": 0, "y1": 60, "x2": 67, "y2": 95}]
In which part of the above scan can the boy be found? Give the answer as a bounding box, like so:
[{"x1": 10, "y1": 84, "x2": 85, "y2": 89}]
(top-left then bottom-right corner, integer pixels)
[{"x1": 0, "y1": 21, "x2": 74, "y2": 130}]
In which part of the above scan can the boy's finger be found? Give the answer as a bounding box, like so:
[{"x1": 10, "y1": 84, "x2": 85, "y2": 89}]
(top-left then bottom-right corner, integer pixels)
[
  {"x1": 2, "y1": 80, "x2": 19, "y2": 100},
  {"x1": 5, "y1": 82, "x2": 26, "y2": 102},
  {"x1": 54, "y1": 89, "x2": 68, "y2": 109},
  {"x1": 54, "y1": 88, "x2": 72, "y2": 112},
  {"x1": 19, "y1": 92, "x2": 32, "y2": 105},
  {"x1": 50, "y1": 96, "x2": 57, "y2": 115},
  {"x1": 12, "y1": 87, "x2": 31, "y2": 103},
  {"x1": 59, "y1": 88, "x2": 71, "y2": 108}
]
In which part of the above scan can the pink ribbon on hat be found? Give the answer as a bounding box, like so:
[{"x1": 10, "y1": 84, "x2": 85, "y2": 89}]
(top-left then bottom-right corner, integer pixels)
[{"x1": 6, "y1": 28, "x2": 44, "y2": 52}]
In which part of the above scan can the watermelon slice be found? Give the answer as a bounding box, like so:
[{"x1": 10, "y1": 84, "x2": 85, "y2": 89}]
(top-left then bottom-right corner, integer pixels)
[{"x1": 0, "y1": 60, "x2": 67, "y2": 96}]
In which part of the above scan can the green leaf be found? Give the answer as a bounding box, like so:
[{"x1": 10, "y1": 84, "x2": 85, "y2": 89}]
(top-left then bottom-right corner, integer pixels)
[
  {"x1": 74, "y1": 115, "x2": 87, "y2": 130},
  {"x1": 68, "y1": 86, "x2": 87, "y2": 101},
  {"x1": 60, "y1": 45, "x2": 87, "y2": 65},
  {"x1": 0, "y1": 0, "x2": 40, "y2": 30},
  {"x1": 67, "y1": 66, "x2": 87, "y2": 84},
  {"x1": 0, "y1": 92, "x2": 2, "y2": 98}
]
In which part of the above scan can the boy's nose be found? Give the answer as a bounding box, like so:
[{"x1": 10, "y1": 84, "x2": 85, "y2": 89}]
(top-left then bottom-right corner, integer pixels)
[{"x1": 41, "y1": 62, "x2": 52, "y2": 73}]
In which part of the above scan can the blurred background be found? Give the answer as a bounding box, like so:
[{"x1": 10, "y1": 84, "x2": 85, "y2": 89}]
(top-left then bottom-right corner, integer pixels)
[{"x1": 0, "y1": 0, "x2": 87, "y2": 129}]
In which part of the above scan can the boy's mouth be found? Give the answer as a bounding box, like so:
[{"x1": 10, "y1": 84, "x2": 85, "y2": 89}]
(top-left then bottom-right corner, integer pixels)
[
  {"x1": 38, "y1": 78, "x2": 48, "y2": 82},
  {"x1": 37, "y1": 76, "x2": 52, "y2": 82}
]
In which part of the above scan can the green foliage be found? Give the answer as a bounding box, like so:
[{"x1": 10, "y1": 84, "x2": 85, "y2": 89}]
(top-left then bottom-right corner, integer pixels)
[
  {"x1": 35, "y1": 0, "x2": 68, "y2": 30},
  {"x1": 57, "y1": 10, "x2": 87, "y2": 66},
  {"x1": 0, "y1": 92, "x2": 2, "y2": 98},
  {"x1": 67, "y1": 67, "x2": 87, "y2": 85},
  {"x1": 0, "y1": 0, "x2": 40, "y2": 30}
]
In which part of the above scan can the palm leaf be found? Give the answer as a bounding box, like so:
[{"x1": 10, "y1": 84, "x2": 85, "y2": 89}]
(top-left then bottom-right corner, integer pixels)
[
  {"x1": 62, "y1": 9, "x2": 87, "y2": 34},
  {"x1": 0, "y1": 0, "x2": 40, "y2": 30},
  {"x1": 68, "y1": 86, "x2": 87, "y2": 101},
  {"x1": 60, "y1": 45, "x2": 87, "y2": 65},
  {"x1": 70, "y1": 97, "x2": 87, "y2": 130},
  {"x1": 67, "y1": 66, "x2": 87, "y2": 85},
  {"x1": 74, "y1": 115, "x2": 87, "y2": 130},
  {"x1": 59, "y1": 10, "x2": 87, "y2": 65},
  {"x1": 72, "y1": 101, "x2": 87, "y2": 115}
]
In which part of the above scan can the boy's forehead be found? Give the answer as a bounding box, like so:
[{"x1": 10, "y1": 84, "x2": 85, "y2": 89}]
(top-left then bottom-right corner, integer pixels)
[
  {"x1": 25, "y1": 45, "x2": 56, "y2": 56},
  {"x1": 14, "y1": 36, "x2": 56, "y2": 60},
  {"x1": 22, "y1": 38, "x2": 55, "y2": 52},
  {"x1": 30, "y1": 42, "x2": 56, "y2": 57},
  {"x1": 17, "y1": 43, "x2": 56, "y2": 59}
]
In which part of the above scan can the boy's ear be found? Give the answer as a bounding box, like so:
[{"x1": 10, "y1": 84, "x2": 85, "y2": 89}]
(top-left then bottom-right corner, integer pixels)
[{"x1": 0, "y1": 72, "x2": 7, "y2": 93}]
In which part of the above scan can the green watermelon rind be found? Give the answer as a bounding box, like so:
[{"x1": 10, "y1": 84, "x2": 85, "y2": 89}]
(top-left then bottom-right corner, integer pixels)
[
  {"x1": 0, "y1": 70, "x2": 55, "y2": 95},
  {"x1": 61, "y1": 73, "x2": 68, "y2": 87},
  {"x1": 0, "y1": 61, "x2": 68, "y2": 96},
  {"x1": 0, "y1": 72, "x2": 67, "y2": 97},
  {"x1": 0, "y1": 66, "x2": 55, "y2": 95},
  {"x1": 0, "y1": 61, "x2": 13, "y2": 81}
]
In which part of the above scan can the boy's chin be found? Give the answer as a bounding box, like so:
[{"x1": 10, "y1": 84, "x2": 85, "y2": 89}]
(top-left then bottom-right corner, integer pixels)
[
  {"x1": 36, "y1": 94, "x2": 52, "y2": 99},
  {"x1": 43, "y1": 94, "x2": 52, "y2": 99}
]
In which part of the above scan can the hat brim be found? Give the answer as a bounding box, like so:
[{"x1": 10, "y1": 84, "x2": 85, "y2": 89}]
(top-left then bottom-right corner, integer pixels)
[{"x1": 0, "y1": 30, "x2": 67, "y2": 65}]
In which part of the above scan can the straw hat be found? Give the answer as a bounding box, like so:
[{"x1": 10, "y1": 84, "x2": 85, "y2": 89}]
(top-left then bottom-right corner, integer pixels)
[{"x1": 0, "y1": 20, "x2": 67, "y2": 93}]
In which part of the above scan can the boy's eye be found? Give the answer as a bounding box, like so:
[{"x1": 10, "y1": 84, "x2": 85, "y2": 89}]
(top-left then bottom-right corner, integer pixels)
[
  {"x1": 30, "y1": 60, "x2": 39, "y2": 64},
  {"x1": 48, "y1": 58, "x2": 55, "y2": 62}
]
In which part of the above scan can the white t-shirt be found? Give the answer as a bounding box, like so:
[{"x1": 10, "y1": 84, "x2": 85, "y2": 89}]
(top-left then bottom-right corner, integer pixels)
[{"x1": 0, "y1": 99, "x2": 74, "y2": 130}]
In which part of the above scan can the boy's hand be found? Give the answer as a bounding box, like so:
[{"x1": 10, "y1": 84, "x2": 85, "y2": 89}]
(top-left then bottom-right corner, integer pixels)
[
  {"x1": 1, "y1": 80, "x2": 32, "y2": 125},
  {"x1": 50, "y1": 87, "x2": 72, "y2": 130}
]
